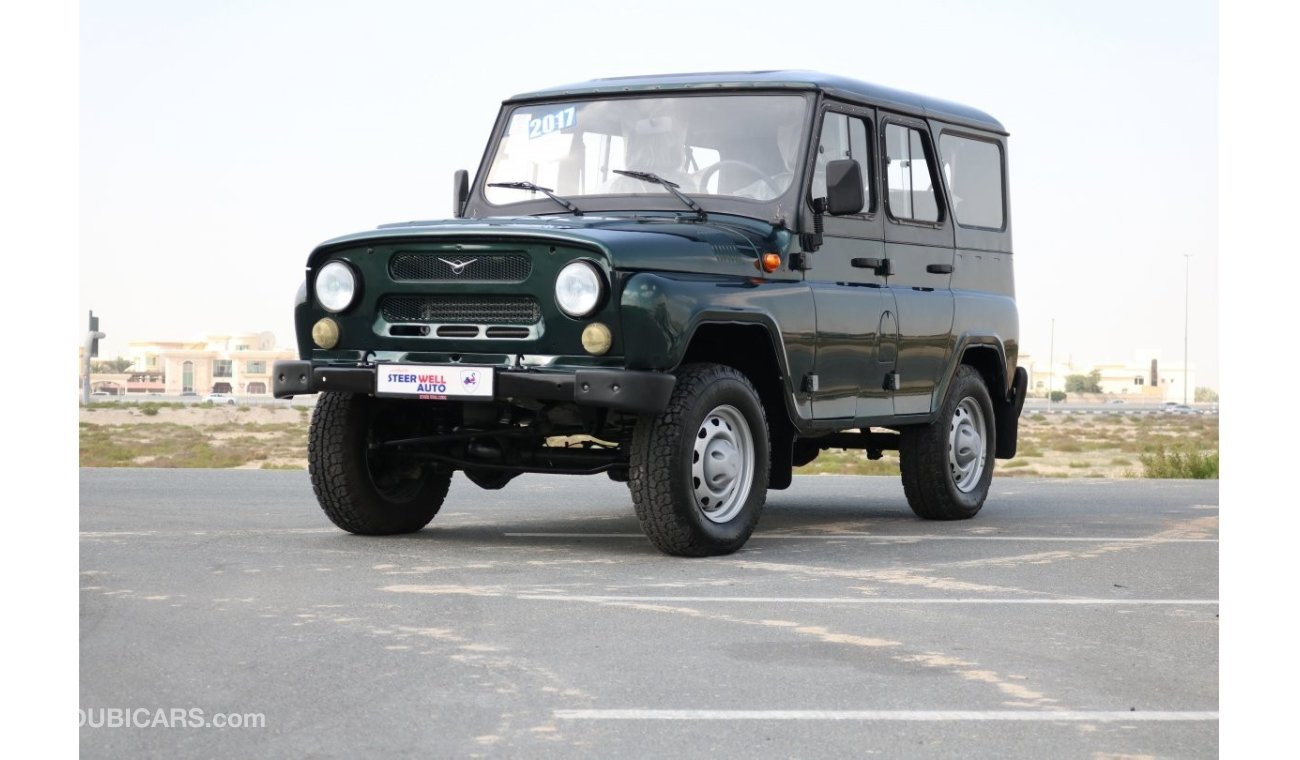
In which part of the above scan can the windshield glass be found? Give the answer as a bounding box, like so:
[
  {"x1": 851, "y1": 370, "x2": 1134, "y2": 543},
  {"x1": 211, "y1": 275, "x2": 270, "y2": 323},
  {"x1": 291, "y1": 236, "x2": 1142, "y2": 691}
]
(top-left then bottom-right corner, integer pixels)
[{"x1": 484, "y1": 94, "x2": 809, "y2": 207}]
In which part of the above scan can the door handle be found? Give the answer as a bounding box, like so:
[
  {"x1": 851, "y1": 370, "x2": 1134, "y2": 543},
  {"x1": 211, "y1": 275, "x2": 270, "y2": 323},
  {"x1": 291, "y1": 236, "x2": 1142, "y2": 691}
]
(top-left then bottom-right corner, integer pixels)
[
  {"x1": 851, "y1": 258, "x2": 893, "y2": 276},
  {"x1": 926, "y1": 264, "x2": 954, "y2": 274}
]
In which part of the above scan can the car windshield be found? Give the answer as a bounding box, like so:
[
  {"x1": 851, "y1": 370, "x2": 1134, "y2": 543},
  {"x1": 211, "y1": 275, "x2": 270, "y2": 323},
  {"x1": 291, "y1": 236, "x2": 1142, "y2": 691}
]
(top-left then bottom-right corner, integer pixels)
[{"x1": 483, "y1": 94, "x2": 809, "y2": 207}]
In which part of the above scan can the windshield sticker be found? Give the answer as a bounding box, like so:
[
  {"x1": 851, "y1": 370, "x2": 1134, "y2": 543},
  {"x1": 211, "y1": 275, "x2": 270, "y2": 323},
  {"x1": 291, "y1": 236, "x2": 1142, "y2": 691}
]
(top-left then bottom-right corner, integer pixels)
[{"x1": 527, "y1": 106, "x2": 577, "y2": 139}]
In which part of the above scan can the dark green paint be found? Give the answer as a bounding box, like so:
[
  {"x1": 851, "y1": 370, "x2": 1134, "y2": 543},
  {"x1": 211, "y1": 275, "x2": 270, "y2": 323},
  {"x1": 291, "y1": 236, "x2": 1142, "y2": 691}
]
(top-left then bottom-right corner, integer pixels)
[{"x1": 287, "y1": 72, "x2": 1019, "y2": 443}]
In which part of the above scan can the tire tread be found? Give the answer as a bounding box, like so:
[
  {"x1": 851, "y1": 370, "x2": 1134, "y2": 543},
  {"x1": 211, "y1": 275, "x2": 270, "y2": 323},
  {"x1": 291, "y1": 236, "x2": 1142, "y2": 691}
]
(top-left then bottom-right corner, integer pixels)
[{"x1": 308, "y1": 392, "x2": 450, "y2": 535}]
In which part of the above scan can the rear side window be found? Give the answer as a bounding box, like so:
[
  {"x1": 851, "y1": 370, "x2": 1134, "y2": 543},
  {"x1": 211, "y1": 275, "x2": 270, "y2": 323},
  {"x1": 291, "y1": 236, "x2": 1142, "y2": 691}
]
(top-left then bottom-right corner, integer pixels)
[
  {"x1": 939, "y1": 134, "x2": 1005, "y2": 229},
  {"x1": 812, "y1": 112, "x2": 871, "y2": 211},
  {"x1": 884, "y1": 124, "x2": 939, "y2": 223}
]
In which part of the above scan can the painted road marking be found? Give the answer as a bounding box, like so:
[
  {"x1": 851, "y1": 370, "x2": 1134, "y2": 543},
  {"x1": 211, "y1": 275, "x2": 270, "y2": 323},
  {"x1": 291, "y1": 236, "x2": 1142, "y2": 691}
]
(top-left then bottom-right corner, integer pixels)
[
  {"x1": 554, "y1": 709, "x2": 1218, "y2": 722},
  {"x1": 520, "y1": 595, "x2": 1218, "y2": 605},
  {"x1": 505, "y1": 532, "x2": 1217, "y2": 543}
]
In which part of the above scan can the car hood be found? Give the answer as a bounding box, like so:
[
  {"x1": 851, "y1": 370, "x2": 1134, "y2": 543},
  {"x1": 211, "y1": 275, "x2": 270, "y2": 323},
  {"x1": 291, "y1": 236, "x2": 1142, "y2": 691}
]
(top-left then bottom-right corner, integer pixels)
[{"x1": 309, "y1": 214, "x2": 796, "y2": 276}]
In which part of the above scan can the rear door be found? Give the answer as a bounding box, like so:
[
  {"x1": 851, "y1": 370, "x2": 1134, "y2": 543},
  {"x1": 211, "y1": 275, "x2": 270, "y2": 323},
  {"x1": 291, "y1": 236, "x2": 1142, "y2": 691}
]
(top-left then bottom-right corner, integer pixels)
[{"x1": 879, "y1": 115, "x2": 956, "y2": 416}]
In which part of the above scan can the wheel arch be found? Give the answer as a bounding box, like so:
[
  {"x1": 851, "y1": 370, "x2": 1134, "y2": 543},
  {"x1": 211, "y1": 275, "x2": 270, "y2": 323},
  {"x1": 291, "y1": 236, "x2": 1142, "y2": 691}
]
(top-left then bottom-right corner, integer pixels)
[
  {"x1": 678, "y1": 320, "x2": 799, "y2": 489},
  {"x1": 935, "y1": 334, "x2": 1025, "y2": 459}
]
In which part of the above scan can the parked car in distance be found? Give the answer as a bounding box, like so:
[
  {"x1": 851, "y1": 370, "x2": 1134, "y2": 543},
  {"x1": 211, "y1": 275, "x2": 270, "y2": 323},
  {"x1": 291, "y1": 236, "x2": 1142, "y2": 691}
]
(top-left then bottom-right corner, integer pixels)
[
  {"x1": 204, "y1": 393, "x2": 237, "y2": 405},
  {"x1": 1165, "y1": 404, "x2": 1197, "y2": 414},
  {"x1": 90, "y1": 391, "x2": 111, "y2": 397}
]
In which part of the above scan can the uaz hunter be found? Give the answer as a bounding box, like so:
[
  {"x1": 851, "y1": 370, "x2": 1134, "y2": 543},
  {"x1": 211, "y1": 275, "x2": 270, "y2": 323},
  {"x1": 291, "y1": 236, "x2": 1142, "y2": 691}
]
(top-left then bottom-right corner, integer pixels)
[{"x1": 274, "y1": 71, "x2": 1028, "y2": 557}]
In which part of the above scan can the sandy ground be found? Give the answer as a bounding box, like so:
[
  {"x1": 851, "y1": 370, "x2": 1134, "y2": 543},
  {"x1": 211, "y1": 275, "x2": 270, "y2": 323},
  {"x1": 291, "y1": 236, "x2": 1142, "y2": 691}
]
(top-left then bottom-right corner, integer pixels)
[
  {"x1": 80, "y1": 404, "x2": 305, "y2": 427},
  {"x1": 80, "y1": 403, "x2": 1217, "y2": 478}
]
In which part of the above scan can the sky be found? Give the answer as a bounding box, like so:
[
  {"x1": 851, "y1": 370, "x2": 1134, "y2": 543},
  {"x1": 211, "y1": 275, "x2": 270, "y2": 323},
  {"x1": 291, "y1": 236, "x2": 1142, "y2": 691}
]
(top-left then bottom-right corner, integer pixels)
[{"x1": 77, "y1": 0, "x2": 1219, "y2": 387}]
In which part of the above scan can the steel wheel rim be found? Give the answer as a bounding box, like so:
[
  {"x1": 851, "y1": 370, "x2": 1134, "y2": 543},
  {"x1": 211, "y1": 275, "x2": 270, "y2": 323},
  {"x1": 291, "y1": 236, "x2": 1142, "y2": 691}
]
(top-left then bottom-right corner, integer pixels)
[
  {"x1": 948, "y1": 397, "x2": 988, "y2": 493},
  {"x1": 691, "y1": 404, "x2": 755, "y2": 523}
]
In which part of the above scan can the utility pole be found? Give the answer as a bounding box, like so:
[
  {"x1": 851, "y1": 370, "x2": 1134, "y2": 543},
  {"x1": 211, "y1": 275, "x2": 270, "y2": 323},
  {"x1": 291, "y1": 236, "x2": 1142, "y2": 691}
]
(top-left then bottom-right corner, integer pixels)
[
  {"x1": 1047, "y1": 317, "x2": 1055, "y2": 411},
  {"x1": 1183, "y1": 254, "x2": 1191, "y2": 405},
  {"x1": 82, "y1": 311, "x2": 105, "y2": 405}
]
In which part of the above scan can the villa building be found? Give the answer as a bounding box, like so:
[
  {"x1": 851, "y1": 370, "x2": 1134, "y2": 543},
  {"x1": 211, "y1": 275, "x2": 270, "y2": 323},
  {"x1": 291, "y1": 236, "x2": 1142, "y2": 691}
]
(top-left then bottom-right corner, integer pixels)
[{"x1": 84, "y1": 333, "x2": 295, "y2": 396}]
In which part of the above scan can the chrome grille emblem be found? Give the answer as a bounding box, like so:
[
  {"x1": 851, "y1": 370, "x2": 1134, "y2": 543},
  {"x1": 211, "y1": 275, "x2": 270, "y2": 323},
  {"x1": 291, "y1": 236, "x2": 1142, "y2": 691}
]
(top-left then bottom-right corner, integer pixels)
[{"x1": 437, "y1": 257, "x2": 477, "y2": 275}]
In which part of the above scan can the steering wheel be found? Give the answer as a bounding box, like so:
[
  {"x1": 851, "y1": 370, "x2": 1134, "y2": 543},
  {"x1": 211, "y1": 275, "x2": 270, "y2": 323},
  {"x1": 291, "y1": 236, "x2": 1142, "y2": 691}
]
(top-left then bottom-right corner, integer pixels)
[{"x1": 695, "y1": 160, "x2": 780, "y2": 197}]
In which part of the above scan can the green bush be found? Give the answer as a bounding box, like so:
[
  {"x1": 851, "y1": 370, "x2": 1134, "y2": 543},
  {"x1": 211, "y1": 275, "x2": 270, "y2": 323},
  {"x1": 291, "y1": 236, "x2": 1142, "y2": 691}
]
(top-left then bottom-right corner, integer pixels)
[
  {"x1": 141, "y1": 406, "x2": 159, "y2": 416},
  {"x1": 1138, "y1": 445, "x2": 1219, "y2": 479}
]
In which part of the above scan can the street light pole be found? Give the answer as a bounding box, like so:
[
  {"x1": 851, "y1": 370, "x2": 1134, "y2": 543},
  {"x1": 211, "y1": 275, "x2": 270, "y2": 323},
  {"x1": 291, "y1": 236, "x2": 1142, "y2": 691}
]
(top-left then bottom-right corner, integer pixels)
[
  {"x1": 1048, "y1": 317, "x2": 1055, "y2": 411},
  {"x1": 1184, "y1": 254, "x2": 1190, "y2": 405}
]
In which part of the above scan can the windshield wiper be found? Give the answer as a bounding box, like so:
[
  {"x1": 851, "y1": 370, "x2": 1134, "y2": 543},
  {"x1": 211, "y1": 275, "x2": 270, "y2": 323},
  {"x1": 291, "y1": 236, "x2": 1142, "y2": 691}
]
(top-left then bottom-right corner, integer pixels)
[
  {"x1": 612, "y1": 169, "x2": 706, "y2": 221},
  {"x1": 487, "y1": 181, "x2": 582, "y2": 216}
]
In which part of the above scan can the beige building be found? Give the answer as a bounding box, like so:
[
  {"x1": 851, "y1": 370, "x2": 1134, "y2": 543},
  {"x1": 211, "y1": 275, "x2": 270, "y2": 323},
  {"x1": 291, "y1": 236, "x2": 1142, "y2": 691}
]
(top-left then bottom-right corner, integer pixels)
[
  {"x1": 1020, "y1": 350, "x2": 1195, "y2": 401},
  {"x1": 83, "y1": 332, "x2": 295, "y2": 397},
  {"x1": 1091, "y1": 351, "x2": 1195, "y2": 401},
  {"x1": 1019, "y1": 353, "x2": 1078, "y2": 395}
]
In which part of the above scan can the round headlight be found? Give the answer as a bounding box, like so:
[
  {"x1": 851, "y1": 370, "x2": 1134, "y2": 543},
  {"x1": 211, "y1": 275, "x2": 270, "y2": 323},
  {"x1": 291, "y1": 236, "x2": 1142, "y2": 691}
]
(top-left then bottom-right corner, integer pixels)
[
  {"x1": 555, "y1": 260, "x2": 605, "y2": 318},
  {"x1": 315, "y1": 261, "x2": 357, "y2": 313}
]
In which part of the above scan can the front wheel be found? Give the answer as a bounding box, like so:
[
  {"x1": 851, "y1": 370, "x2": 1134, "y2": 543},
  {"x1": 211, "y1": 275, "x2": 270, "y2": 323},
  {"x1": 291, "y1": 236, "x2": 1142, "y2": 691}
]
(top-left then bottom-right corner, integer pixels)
[
  {"x1": 629, "y1": 364, "x2": 769, "y2": 557},
  {"x1": 898, "y1": 365, "x2": 996, "y2": 520},
  {"x1": 308, "y1": 392, "x2": 452, "y2": 535}
]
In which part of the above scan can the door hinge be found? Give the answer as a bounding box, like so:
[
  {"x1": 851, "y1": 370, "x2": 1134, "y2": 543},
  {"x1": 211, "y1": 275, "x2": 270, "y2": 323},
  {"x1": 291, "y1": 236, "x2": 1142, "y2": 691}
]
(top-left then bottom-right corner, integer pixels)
[
  {"x1": 884, "y1": 371, "x2": 901, "y2": 391},
  {"x1": 802, "y1": 374, "x2": 820, "y2": 393}
]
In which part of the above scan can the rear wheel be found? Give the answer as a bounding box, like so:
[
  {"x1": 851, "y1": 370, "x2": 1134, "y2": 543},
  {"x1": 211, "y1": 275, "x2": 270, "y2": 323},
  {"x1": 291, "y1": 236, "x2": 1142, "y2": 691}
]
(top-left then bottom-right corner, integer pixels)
[
  {"x1": 308, "y1": 392, "x2": 452, "y2": 534},
  {"x1": 899, "y1": 365, "x2": 996, "y2": 520},
  {"x1": 629, "y1": 364, "x2": 769, "y2": 556}
]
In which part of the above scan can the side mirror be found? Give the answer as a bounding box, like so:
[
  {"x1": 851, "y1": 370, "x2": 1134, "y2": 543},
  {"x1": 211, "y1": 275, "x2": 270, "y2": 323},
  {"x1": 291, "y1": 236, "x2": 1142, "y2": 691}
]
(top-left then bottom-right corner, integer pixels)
[
  {"x1": 825, "y1": 159, "x2": 864, "y2": 215},
  {"x1": 452, "y1": 169, "x2": 469, "y2": 218}
]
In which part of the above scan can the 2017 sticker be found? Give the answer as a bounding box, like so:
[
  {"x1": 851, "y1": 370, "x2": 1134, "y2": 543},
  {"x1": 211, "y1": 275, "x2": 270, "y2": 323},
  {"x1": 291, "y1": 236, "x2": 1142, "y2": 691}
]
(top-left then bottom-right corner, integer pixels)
[{"x1": 527, "y1": 106, "x2": 577, "y2": 138}]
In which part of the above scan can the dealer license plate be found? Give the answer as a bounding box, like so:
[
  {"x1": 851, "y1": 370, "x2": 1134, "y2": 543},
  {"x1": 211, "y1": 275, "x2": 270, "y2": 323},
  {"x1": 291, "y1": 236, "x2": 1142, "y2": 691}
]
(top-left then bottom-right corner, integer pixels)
[{"x1": 375, "y1": 364, "x2": 495, "y2": 400}]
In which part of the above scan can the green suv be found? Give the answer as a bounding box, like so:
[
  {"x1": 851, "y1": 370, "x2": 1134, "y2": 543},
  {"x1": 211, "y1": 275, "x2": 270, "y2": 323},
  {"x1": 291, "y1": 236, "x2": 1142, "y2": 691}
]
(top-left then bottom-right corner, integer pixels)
[{"x1": 273, "y1": 71, "x2": 1028, "y2": 557}]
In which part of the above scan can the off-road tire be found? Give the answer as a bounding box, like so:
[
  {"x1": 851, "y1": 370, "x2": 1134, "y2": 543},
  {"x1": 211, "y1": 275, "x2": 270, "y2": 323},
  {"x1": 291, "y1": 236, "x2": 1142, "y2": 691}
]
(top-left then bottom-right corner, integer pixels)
[
  {"x1": 309, "y1": 392, "x2": 452, "y2": 535},
  {"x1": 899, "y1": 365, "x2": 997, "y2": 520},
  {"x1": 629, "y1": 363, "x2": 770, "y2": 557}
]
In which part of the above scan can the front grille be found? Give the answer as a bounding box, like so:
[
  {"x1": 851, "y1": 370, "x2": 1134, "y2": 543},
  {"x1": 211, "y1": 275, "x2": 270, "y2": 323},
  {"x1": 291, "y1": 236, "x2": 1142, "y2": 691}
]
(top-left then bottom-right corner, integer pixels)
[
  {"x1": 390, "y1": 253, "x2": 532, "y2": 282},
  {"x1": 380, "y1": 295, "x2": 542, "y2": 325}
]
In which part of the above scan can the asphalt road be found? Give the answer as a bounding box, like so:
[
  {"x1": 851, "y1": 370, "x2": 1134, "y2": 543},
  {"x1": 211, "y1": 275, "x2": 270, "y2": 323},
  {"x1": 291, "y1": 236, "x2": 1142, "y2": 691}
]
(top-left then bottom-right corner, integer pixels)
[{"x1": 80, "y1": 470, "x2": 1218, "y2": 759}]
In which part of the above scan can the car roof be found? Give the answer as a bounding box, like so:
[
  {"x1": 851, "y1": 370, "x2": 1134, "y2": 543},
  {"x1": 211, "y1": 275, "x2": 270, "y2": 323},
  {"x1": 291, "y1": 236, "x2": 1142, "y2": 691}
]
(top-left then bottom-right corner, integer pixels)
[{"x1": 506, "y1": 70, "x2": 1006, "y2": 135}]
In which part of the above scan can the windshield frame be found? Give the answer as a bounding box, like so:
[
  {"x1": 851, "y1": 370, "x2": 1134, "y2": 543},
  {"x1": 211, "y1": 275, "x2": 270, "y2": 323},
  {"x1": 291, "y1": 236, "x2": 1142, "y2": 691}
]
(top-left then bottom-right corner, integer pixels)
[{"x1": 465, "y1": 90, "x2": 819, "y2": 226}]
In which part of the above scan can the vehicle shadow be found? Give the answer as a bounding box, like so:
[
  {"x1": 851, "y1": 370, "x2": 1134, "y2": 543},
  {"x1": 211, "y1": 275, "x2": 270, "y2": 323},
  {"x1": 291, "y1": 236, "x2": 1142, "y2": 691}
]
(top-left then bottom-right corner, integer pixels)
[{"x1": 329, "y1": 495, "x2": 931, "y2": 556}]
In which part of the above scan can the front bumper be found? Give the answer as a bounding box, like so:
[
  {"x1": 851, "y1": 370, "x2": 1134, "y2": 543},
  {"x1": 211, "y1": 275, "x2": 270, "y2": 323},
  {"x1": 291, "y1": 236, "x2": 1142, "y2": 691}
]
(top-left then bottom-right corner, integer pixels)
[{"x1": 271, "y1": 360, "x2": 675, "y2": 415}]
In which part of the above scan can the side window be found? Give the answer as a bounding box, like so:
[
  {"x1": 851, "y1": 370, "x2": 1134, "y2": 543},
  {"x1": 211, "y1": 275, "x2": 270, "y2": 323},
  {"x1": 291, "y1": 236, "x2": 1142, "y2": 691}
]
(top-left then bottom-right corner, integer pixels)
[
  {"x1": 884, "y1": 123, "x2": 939, "y2": 223},
  {"x1": 811, "y1": 112, "x2": 870, "y2": 211},
  {"x1": 939, "y1": 134, "x2": 1005, "y2": 229}
]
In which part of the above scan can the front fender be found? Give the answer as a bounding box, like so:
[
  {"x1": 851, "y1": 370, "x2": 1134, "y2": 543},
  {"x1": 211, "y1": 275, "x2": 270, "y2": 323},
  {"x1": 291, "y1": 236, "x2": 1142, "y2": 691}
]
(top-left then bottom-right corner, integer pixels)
[{"x1": 619, "y1": 272, "x2": 814, "y2": 372}]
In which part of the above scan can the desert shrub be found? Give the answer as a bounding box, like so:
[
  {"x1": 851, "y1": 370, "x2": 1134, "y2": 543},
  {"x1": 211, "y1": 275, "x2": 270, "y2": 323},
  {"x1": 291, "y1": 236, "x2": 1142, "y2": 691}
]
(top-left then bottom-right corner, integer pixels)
[{"x1": 1139, "y1": 445, "x2": 1219, "y2": 479}]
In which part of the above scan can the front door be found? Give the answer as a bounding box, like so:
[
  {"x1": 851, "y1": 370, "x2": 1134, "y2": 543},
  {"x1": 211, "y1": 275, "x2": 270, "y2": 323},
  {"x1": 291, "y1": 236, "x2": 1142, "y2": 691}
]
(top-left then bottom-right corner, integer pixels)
[{"x1": 805, "y1": 106, "x2": 897, "y2": 421}]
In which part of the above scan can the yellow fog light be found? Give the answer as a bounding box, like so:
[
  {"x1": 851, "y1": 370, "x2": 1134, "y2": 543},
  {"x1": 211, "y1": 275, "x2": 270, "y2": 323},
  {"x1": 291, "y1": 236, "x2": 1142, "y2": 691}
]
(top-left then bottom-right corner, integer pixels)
[
  {"x1": 581, "y1": 322, "x2": 612, "y2": 355},
  {"x1": 312, "y1": 318, "x2": 340, "y2": 349}
]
